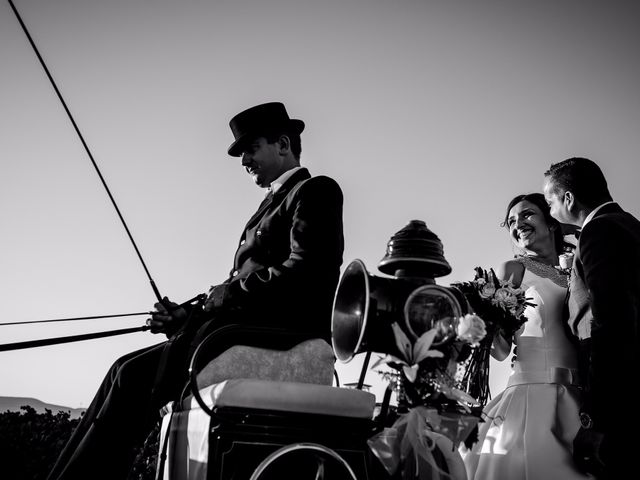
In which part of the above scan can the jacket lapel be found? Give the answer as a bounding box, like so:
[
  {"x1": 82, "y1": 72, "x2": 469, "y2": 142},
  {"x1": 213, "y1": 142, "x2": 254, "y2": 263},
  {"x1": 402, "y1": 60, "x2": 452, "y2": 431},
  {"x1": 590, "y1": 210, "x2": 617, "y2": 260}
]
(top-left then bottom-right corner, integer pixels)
[
  {"x1": 244, "y1": 191, "x2": 275, "y2": 230},
  {"x1": 243, "y1": 168, "x2": 311, "y2": 231},
  {"x1": 568, "y1": 242, "x2": 583, "y2": 335}
]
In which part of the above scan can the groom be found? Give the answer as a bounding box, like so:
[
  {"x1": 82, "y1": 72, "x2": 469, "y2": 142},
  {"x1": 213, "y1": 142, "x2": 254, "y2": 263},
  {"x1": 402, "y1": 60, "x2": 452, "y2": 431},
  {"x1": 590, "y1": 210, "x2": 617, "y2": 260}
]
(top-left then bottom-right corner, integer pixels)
[{"x1": 543, "y1": 157, "x2": 640, "y2": 479}]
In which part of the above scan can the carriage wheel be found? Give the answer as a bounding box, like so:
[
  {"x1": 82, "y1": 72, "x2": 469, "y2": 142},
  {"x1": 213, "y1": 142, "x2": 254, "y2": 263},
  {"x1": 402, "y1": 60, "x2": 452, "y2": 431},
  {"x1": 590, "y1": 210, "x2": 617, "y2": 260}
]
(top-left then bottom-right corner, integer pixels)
[{"x1": 249, "y1": 442, "x2": 358, "y2": 480}]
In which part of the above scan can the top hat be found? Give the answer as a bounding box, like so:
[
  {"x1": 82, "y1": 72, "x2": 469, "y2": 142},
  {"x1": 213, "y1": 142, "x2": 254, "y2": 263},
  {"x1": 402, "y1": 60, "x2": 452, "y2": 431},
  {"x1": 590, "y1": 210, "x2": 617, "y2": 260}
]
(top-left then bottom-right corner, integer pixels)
[{"x1": 227, "y1": 102, "x2": 305, "y2": 157}]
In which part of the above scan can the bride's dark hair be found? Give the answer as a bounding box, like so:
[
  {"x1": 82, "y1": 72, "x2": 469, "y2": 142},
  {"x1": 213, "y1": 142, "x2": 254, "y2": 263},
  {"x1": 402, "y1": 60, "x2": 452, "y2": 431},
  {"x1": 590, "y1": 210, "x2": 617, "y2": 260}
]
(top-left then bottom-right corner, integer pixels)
[{"x1": 501, "y1": 193, "x2": 567, "y2": 254}]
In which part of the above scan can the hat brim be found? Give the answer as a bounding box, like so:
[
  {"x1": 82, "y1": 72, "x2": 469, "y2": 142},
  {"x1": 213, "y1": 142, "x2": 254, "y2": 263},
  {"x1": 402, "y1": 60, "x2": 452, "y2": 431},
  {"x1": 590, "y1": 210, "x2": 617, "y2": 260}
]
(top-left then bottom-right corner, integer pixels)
[{"x1": 227, "y1": 119, "x2": 305, "y2": 157}]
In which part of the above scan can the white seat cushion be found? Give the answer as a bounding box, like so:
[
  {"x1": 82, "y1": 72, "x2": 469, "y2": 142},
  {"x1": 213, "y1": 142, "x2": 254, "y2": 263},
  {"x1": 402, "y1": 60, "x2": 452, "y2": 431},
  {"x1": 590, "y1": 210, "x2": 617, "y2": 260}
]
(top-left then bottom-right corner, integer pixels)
[{"x1": 193, "y1": 379, "x2": 376, "y2": 419}]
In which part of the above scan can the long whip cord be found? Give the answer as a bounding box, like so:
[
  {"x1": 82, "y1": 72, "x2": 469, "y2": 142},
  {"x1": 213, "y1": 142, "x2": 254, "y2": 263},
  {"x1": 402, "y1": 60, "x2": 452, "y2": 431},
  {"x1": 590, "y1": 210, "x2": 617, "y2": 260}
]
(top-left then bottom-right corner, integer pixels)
[
  {"x1": 0, "y1": 293, "x2": 205, "y2": 352},
  {"x1": 0, "y1": 326, "x2": 150, "y2": 352},
  {"x1": 0, "y1": 312, "x2": 150, "y2": 327},
  {"x1": 7, "y1": 0, "x2": 163, "y2": 303}
]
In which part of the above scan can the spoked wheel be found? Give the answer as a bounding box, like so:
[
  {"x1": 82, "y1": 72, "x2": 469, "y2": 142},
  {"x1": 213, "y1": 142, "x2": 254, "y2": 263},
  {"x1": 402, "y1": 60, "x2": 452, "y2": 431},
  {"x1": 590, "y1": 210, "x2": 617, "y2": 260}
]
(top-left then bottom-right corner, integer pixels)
[{"x1": 249, "y1": 442, "x2": 358, "y2": 480}]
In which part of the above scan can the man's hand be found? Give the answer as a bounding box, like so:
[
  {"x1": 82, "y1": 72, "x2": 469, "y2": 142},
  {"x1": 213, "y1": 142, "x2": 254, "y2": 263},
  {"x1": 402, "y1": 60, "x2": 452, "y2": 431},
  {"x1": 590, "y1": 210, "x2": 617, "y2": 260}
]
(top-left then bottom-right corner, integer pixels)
[
  {"x1": 573, "y1": 427, "x2": 607, "y2": 477},
  {"x1": 204, "y1": 284, "x2": 229, "y2": 312},
  {"x1": 147, "y1": 297, "x2": 188, "y2": 336}
]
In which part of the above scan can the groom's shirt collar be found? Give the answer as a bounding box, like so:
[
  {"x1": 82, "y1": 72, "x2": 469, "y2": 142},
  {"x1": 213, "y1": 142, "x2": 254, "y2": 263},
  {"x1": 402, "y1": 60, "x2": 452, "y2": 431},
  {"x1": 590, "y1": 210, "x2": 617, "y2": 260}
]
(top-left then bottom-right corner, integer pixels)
[
  {"x1": 267, "y1": 166, "x2": 303, "y2": 196},
  {"x1": 583, "y1": 201, "x2": 615, "y2": 228}
]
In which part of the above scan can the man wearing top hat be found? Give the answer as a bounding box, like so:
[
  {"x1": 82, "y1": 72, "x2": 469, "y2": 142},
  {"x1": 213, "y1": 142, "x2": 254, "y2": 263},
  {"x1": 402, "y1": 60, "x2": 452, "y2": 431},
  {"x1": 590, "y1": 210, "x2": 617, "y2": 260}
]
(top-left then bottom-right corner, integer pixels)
[{"x1": 48, "y1": 102, "x2": 344, "y2": 480}]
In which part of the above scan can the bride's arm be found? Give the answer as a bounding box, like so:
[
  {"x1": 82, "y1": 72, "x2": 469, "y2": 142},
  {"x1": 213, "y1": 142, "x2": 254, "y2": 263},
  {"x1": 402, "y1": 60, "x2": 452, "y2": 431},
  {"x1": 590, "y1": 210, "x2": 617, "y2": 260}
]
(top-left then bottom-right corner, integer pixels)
[
  {"x1": 490, "y1": 260, "x2": 525, "y2": 361},
  {"x1": 491, "y1": 331, "x2": 512, "y2": 361}
]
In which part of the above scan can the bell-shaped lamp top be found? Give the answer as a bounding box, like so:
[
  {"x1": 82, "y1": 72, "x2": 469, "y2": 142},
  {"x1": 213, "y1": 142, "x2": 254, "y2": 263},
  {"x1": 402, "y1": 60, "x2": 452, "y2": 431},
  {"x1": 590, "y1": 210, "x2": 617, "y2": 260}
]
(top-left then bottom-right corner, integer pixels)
[{"x1": 378, "y1": 220, "x2": 452, "y2": 278}]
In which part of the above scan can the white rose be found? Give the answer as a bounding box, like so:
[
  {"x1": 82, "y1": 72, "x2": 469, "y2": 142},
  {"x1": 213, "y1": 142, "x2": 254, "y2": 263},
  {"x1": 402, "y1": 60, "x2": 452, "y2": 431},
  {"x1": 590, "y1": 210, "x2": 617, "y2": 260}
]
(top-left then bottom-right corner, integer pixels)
[
  {"x1": 559, "y1": 253, "x2": 574, "y2": 270},
  {"x1": 457, "y1": 314, "x2": 487, "y2": 346}
]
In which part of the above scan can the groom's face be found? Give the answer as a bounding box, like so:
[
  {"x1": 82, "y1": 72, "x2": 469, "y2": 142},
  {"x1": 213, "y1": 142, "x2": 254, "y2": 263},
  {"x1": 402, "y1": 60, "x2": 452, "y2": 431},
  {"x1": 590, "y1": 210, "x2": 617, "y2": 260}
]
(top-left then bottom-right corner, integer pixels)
[{"x1": 543, "y1": 178, "x2": 574, "y2": 225}]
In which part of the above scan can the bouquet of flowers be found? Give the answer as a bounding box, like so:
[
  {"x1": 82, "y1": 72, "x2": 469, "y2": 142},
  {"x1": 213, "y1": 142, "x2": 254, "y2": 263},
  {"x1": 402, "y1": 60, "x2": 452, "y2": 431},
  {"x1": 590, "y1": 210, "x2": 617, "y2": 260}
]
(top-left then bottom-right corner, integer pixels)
[{"x1": 451, "y1": 267, "x2": 534, "y2": 405}]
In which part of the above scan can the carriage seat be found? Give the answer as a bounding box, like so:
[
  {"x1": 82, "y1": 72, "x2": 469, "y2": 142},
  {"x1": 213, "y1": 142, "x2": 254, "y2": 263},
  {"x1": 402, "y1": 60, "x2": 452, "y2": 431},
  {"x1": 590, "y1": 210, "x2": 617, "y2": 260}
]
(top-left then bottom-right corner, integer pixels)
[{"x1": 157, "y1": 330, "x2": 376, "y2": 480}]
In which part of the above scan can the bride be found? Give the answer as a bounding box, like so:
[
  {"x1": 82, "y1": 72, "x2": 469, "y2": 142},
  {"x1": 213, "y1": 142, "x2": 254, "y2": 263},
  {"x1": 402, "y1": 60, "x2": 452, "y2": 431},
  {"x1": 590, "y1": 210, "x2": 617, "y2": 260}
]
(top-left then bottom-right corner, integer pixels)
[{"x1": 463, "y1": 193, "x2": 591, "y2": 480}]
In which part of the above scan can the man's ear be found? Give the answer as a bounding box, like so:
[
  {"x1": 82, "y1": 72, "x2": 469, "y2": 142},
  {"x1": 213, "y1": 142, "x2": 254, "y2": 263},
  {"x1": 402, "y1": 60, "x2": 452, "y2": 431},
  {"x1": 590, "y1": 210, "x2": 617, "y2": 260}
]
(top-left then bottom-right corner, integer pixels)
[
  {"x1": 277, "y1": 134, "x2": 291, "y2": 154},
  {"x1": 564, "y1": 190, "x2": 575, "y2": 211}
]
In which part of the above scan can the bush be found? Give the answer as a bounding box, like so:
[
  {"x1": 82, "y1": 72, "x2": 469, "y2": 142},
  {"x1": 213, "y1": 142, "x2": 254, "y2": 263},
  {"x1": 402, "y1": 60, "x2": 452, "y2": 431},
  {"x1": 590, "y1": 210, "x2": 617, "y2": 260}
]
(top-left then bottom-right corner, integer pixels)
[
  {"x1": 0, "y1": 406, "x2": 79, "y2": 480},
  {"x1": 128, "y1": 422, "x2": 160, "y2": 480},
  {"x1": 0, "y1": 406, "x2": 159, "y2": 480}
]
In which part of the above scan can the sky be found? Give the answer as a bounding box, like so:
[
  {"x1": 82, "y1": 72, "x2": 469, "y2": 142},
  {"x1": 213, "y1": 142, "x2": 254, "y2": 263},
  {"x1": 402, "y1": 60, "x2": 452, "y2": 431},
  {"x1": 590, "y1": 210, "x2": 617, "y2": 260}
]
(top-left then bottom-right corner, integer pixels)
[{"x1": 1, "y1": 0, "x2": 639, "y2": 409}]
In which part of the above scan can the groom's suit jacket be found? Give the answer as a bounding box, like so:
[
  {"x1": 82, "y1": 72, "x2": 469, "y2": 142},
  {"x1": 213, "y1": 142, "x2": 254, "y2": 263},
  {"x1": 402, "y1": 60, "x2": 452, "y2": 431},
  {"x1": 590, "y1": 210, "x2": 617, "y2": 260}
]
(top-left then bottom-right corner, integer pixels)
[
  {"x1": 569, "y1": 202, "x2": 640, "y2": 431},
  {"x1": 213, "y1": 167, "x2": 344, "y2": 341}
]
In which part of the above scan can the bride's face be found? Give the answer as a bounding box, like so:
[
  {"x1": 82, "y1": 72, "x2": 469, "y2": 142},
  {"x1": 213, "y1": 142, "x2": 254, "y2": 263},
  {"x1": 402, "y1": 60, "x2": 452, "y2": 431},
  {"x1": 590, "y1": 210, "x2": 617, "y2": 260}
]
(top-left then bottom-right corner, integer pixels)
[{"x1": 506, "y1": 200, "x2": 554, "y2": 253}]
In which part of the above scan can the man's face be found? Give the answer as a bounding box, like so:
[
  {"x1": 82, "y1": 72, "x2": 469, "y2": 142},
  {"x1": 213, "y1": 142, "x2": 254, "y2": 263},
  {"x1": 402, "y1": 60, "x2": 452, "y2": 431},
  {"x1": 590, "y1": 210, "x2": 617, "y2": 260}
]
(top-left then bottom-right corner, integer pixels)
[
  {"x1": 240, "y1": 137, "x2": 287, "y2": 188},
  {"x1": 543, "y1": 177, "x2": 575, "y2": 225}
]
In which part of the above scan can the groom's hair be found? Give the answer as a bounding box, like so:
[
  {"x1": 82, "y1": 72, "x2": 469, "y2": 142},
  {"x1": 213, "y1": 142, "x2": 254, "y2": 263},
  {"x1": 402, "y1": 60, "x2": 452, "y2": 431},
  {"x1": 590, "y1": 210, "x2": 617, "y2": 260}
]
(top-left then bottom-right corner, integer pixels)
[{"x1": 544, "y1": 157, "x2": 612, "y2": 209}]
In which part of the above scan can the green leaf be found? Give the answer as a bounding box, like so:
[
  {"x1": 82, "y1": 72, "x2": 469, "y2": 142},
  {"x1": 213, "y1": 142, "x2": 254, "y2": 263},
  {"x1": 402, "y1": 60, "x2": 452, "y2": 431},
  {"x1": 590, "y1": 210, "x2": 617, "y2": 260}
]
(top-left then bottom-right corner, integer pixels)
[
  {"x1": 391, "y1": 322, "x2": 413, "y2": 362},
  {"x1": 370, "y1": 354, "x2": 407, "y2": 370},
  {"x1": 424, "y1": 350, "x2": 444, "y2": 358},
  {"x1": 412, "y1": 328, "x2": 440, "y2": 363},
  {"x1": 403, "y1": 364, "x2": 419, "y2": 382},
  {"x1": 490, "y1": 268, "x2": 500, "y2": 286}
]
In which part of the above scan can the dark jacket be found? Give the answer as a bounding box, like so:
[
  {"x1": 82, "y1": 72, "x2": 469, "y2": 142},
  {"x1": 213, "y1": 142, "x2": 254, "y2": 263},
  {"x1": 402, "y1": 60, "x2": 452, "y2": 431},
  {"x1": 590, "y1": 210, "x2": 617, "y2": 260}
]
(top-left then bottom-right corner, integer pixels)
[
  {"x1": 213, "y1": 167, "x2": 344, "y2": 341},
  {"x1": 571, "y1": 202, "x2": 640, "y2": 431}
]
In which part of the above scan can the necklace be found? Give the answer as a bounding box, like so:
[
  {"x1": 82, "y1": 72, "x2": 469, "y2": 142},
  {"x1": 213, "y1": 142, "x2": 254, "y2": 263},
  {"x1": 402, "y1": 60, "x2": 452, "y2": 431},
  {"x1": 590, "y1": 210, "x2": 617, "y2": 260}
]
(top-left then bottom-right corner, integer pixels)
[{"x1": 517, "y1": 255, "x2": 568, "y2": 289}]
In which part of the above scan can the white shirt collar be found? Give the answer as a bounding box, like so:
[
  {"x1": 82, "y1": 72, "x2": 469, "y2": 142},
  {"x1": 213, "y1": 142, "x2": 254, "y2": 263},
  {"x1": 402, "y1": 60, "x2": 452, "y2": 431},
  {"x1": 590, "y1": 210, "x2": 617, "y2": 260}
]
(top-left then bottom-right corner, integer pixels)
[
  {"x1": 267, "y1": 166, "x2": 303, "y2": 195},
  {"x1": 583, "y1": 201, "x2": 615, "y2": 228}
]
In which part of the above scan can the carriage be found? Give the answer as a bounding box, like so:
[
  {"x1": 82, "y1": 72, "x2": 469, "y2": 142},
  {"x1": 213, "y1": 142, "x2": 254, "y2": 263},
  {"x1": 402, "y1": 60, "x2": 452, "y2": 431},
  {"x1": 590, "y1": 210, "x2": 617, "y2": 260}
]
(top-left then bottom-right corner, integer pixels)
[{"x1": 154, "y1": 221, "x2": 476, "y2": 480}]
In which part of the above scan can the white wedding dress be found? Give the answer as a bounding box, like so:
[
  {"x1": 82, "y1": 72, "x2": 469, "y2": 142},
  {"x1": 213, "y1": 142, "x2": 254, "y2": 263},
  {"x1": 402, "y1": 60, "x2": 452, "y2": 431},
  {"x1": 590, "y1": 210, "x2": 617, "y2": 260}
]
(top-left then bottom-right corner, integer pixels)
[{"x1": 463, "y1": 258, "x2": 591, "y2": 480}]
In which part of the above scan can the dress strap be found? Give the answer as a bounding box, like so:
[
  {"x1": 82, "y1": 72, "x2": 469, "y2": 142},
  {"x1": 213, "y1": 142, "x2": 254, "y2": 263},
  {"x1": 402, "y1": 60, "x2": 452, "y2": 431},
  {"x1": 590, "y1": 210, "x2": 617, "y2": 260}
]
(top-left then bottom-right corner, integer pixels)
[
  {"x1": 506, "y1": 367, "x2": 580, "y2": 388},
  {"x1": 516, "y1": 256, "x2": 569, "y2": 288}
]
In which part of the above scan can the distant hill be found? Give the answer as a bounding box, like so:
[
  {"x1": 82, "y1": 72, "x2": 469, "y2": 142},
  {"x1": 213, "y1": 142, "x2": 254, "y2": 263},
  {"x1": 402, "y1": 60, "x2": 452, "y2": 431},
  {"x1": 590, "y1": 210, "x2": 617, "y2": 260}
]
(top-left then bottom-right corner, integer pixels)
[{"x1": 0, "y1": 396, "x2": 85, "y2": 419}]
